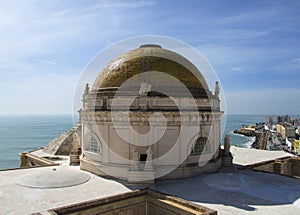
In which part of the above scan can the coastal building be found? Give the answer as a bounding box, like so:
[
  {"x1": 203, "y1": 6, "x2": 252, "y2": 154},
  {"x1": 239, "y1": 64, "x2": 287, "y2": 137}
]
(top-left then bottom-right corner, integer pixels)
[
  {"x1": 295, "y1": 129, "x2": 300, "y2": 154},
  {"x1": 265, "y1": 115, "x2": 278, "y2": 124},
  {"x1": 274, "y1": 123, "x2": 298, "y2": 152},
  {"x1": 266, "y1": 115, "x2": 293, "y2": 125},
  {"x1": 278, "y1": 115, "x2": 292, "y2": 124},
  {"x1": 79, "y1": 44, "x2": 223, "y2": 183},
  {"x1": 276, "y1": 124, "x2": 286, "y2": 139},
  {"x1": 276, "y1": 123, "x2": 295, "y2": 139},
  {"x1": 286, "y1": 126, "x2": 296, "y2": 138}
]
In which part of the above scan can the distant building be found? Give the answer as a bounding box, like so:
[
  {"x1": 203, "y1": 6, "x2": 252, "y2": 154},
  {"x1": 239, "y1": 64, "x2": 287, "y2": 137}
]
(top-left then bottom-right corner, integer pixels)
[
  {"x1": 265, "y1": 115, "x2": 278, "y2": 124},
  {"x1": 295, "y1": 129, "x2": 300, "y2": 154},
  {"x1": 276, "y1": 124, "x2": 286, "y2": 139},
  {"x1": 293, "y1": 118, "x2": 300, "y2": 126},
  {"x1": 265, "y1": 115, "x2": 294, "y2": 125},
  {"x1": 286, "y1": 126, "x2": 296, "y2": 138},
  {"x1": 276, "y1": 124, "x2": 295, "y2": 139},
  {"x1": 278, "y1": 115, "x2": 292, "y2": 124}
]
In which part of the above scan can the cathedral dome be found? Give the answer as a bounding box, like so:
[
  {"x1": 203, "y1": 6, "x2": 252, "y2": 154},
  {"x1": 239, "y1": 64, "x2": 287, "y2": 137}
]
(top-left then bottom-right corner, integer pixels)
[
  {"x1": 80, "y1": 43, "x2": 223, "y2": 182},
  {"x1": 92, "y1": 44, "x2": 211, "y2": 98}
]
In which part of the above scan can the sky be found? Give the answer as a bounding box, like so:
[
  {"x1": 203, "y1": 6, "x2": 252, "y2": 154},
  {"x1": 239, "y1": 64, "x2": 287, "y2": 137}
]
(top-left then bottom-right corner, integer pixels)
[{"x1": 0, "y1": 0, "x2": 299, "y2": 115}]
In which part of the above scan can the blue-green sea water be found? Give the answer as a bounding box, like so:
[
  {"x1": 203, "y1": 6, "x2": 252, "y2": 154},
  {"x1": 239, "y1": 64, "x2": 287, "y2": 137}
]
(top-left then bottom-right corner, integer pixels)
[
  {"x1": 223, "y1": 114, "x2": 265, "y2": 146},
  {"x1": 0, "y1": 115, "x2": 73, "y2": 170},
  {"x1": 0, "y1": 114, "x2": 265, "y2": 170}
]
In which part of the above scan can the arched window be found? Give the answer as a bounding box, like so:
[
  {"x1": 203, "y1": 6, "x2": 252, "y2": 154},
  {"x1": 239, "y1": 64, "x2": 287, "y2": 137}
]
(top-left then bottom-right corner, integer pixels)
[
  {"x1": 86, "y1": 136, "x2": 100, "y2": 153},
  {"x1": 191, "y1": 137, "x2": 208, "y2": 155}
]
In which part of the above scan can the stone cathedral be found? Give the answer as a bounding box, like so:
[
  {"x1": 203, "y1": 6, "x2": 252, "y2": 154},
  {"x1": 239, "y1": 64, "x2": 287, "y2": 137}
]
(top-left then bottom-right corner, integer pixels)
[{"x1": 79, "y1": 44, "x2": 223, "y2": 183}]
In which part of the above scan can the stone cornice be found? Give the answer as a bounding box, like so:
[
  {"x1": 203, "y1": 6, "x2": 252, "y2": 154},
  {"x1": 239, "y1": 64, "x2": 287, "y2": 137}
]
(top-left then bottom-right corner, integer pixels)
[
  {"x1": 83, "y1": 95, "x2": 220, "y2": 112},
  {"x1": 80, "y1": 110, "x2": 223, "y2": 125}
]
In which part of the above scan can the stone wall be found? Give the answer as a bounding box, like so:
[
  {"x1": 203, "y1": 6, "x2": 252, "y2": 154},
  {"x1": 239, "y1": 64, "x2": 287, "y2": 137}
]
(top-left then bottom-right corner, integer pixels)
[
  {"x1": 290, "y1": 159, "x2": 300, "y2": 176},
  {"x1": 48, "y1": 189, "x2": 217, "y2": 215},
  {"x1": 19, "y1": 152, "x2": 58, "y2": 168},
  {"x1": 80, "y1": 110, "x2": 222, "y2": 181},
  {"x1": 43, "y1": 123, "x2": 81, "y2": 156},
  {"x1": 246, "y1": 156, "x2": 300, "y2": 178}
]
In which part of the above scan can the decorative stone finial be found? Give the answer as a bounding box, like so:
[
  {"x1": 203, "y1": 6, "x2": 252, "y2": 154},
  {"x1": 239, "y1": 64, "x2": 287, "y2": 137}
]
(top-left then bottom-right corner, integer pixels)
[
  {"x1": 84, "y1": 83, "x2": 90, "y2": 95},
  {"x1": 139, "y1": 82, "x2": 151, "y2": 96},
  {"x1": 224, "y1": 135, "x2": 230, "y2": 155},
  {"x1": 72, "y1": 133, "x2": 80, "y2": 149},
  {"x1": 145, "y1": 146, "x2": 153, "y2": 171},
  {"x1": 130, "y1": 146, "x2": 139, "y2": 170},
  {"x1": 146, "y1": 146, "x2": 153, "y2": 161},
  {"x1": 70, "y1": 132, "x2": 82, "y2": 166},
  {"x1": 214, "y1": 81, "x2": 219, "y2": 99},
  {"x1": 222, "y1": 135, "x2": 233, "y2": 167},
  {"x1": 132, "y1": 146, "x2": 139, "y2": 161}
]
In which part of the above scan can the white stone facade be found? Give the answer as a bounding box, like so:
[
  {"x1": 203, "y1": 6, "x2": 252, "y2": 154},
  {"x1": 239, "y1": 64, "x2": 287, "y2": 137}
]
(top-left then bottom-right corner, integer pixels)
[{"x1": 79, "y1": 45, "x2": 223, "y2": 182}]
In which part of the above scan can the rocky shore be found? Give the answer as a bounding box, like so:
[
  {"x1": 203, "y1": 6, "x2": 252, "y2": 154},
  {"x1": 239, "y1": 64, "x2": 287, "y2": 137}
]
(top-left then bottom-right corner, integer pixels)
[
  {"x1": 234, "y1": 128, "x2": 266, "y2": 150},
  {"x1": 251, "y1": 131, "x2": 267, "y2": 150},
  {"x1": 233, "y1": 128, "x2": 255, "y2": 137}
]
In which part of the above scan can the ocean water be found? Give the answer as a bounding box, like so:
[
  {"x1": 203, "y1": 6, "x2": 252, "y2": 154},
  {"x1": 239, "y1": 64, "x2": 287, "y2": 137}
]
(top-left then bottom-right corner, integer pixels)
[
  {"x1": 222, "y1": 114, "x2": 265, "y2": 147},
  {"x1": 0, "y1": 114, "x2": 264, "y2": 170},
  {"x1": 0, "y1": 115, "x2": 73, "y2": 170}
]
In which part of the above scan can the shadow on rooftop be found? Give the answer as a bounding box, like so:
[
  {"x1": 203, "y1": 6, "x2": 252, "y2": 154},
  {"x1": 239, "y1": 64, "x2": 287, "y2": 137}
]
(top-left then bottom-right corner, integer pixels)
[{"x1": 148, "y1": 169, "x2": 300, "y2": 212}]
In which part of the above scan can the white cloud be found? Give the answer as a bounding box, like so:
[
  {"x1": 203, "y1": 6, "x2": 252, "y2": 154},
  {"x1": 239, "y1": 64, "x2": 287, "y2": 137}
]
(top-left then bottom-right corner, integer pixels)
[
  {"x1": 90, "y1": 0, "x2": 155, "y2": 10},
  {"x1": 34, "y1": 58, "x2": 57, "y2": 65},
  {"x1": 219, "y1": 8, "x2": 278, "y2": 24},
  {"x1": 274, "y1": 58, "x2": 300, "y2": 72},
  {"x1": 0, "y1": 0, "x2": 158, "y2": 113},
  {"x1": 0, "y1": 0, "x2": 138, "y2": 74},
  {"x1": 0, "y1": 0, "x2": 299, "y2": 114},
  {"x1": 216, "y1": 29, "x2": 270, "y2": 40},
  {"x1": 231, "y1": 67, "x2": 242, "y2": 72},
  {"x1": 52, "y1": 9, "x2": 69, "y2": 17}
]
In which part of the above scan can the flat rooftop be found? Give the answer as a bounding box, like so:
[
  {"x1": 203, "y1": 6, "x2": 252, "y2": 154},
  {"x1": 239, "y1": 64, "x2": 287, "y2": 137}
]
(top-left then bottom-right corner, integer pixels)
[
  {"x1": 0, "y1": 166, "x2": 131, "y2": 214},
  {"x1": 0, "y1": 146, "x2": 299, "y2": 215},
  {"x1": 231, "y1": 145, "x2": 292, "y2": 166}
]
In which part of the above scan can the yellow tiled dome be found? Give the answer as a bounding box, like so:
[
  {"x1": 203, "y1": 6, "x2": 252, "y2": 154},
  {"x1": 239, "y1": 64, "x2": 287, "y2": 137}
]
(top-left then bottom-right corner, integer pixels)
[{"x1": 92, "y1": 44, "x2": 210, "y2": 98}]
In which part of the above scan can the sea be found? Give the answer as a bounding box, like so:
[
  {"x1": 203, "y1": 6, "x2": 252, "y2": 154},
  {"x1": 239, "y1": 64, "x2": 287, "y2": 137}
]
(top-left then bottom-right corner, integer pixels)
[{"x1": 0, "y1": 114, "x2": 265, "y2": 170}]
